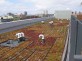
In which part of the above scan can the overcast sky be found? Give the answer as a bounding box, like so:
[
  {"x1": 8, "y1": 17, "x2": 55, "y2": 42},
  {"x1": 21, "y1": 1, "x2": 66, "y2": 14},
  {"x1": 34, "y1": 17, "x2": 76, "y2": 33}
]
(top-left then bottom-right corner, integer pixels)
[{"x1": 0, "y1": 0, "x2": 82, "y2": 15}]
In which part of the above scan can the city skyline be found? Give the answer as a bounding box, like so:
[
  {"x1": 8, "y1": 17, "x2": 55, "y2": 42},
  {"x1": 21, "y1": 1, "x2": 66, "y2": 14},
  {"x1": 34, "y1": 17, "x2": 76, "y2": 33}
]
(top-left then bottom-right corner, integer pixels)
[{"x1": 0, "y1": 0, "x2": 82, "y2": 15}]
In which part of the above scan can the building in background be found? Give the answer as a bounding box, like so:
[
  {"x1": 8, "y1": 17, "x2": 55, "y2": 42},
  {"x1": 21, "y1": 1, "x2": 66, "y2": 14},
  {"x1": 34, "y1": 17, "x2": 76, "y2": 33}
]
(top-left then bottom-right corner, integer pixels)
[
  {"x1": 55, "y1": 10, "x2": 72, "y2": 20},
  {"x1": 0, "y1": 15, "x2": 14, "y2": 22},
  {"x1": 24, "y1": 11, "x2": 27, "y2": 16}
]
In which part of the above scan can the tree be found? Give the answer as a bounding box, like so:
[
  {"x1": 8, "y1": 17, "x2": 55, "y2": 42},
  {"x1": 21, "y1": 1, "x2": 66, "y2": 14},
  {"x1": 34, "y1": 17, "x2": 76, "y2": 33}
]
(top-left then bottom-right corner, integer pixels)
[{"x1": 7, "y1": 13, "x2": 14, "y2": 16}]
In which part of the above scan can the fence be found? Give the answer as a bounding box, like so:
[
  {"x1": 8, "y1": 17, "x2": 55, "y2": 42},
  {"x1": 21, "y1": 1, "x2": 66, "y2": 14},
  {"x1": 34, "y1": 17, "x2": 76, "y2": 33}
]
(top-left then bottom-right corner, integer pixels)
[{"x1": 62, "y1": 15, "x2": 82, "y2": 61}]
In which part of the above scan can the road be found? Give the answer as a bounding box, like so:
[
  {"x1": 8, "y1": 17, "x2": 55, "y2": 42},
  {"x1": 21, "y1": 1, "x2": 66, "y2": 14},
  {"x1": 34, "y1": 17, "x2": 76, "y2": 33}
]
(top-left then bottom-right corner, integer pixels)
[{"x1": 0, "y1": 17, "x2": 54, "y2": 34}]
